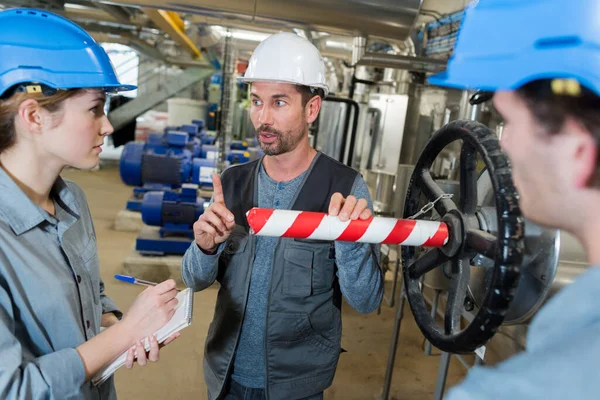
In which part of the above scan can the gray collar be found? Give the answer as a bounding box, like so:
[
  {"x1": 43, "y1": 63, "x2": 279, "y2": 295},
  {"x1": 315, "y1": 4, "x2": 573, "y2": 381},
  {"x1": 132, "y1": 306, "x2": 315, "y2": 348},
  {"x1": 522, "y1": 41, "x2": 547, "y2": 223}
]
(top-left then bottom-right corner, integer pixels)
[{"x1": 0, "y1": 167, "x2": 79, "y2": 235}]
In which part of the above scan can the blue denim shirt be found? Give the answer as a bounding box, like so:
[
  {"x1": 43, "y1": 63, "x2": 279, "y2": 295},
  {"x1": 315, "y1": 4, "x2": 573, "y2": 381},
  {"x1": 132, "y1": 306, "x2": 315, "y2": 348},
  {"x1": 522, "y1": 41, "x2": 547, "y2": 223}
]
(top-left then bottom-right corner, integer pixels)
[
  {"x1": 447, "y1": 266, "x2": 600, "y2": 400},
  {"x1": 0, "y1": 167, "x2": 121, "y2": 399}
]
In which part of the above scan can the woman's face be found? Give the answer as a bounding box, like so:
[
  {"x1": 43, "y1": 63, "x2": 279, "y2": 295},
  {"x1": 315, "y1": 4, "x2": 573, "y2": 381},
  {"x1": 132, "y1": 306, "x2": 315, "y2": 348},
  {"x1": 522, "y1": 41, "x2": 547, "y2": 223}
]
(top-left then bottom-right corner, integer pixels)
[{"x1": 41, "y1": 89, "x2": 113, "y2": 170}]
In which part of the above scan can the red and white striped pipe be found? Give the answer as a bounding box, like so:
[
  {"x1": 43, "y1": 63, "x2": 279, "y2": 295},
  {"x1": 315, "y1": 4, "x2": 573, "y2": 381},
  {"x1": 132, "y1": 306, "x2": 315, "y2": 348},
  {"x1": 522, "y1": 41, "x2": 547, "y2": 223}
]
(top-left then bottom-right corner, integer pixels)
[{"x1": 246, "y1": 208, "x2": 448, "y2": 247}]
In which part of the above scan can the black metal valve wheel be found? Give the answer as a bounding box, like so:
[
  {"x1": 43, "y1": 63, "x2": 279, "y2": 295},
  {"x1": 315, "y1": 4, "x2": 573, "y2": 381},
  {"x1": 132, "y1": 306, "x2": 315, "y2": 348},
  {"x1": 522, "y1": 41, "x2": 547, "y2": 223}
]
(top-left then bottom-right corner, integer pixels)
[{"x1": 402, "y1": 120, "x2": 525, "y2": 354}]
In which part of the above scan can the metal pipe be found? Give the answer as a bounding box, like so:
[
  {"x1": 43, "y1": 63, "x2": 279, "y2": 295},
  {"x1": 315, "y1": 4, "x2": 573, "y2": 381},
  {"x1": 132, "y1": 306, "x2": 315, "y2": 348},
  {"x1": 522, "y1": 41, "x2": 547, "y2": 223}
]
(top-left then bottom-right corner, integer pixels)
[
  {"x1": 218, "y1": 32, "x2": 235, "y2": 171},
  {"x1": 434, "y1": 352, "x2": 452, "y2": 400},
  {"x1": 443, "y1": 108, "x2": 452, "y2": 125},
  {"x1": 323, "y1": 96, "x2": 360, "y2": 166},
  {"x1": 458, "y1": 90, "x2": 475, "y2": 120},
  {"x1": 382, "y1": 245, "x2": 400, "y2": 308},
  {"x1": 380, "y1": 285, "x2": 407, "y2": 400},
  {"x1": 356, "y1": 52, "x2": 446, "y2": 73},
  {"x1": 353, "y1": 76, "x2": 377, "y2": 86},
  {"x1": 352, "y1": 36, "x2": 367, "y2": 66},
  {"x1": 366, "y1": 108, "x2": 382, "y2": 170}
]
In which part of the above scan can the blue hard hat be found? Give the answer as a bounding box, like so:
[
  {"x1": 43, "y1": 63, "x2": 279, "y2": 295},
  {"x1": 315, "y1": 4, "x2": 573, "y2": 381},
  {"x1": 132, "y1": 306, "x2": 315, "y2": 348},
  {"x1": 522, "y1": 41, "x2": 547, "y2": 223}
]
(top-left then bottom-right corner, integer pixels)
[
  {"x1": 428, "y1": 0, "x2": 600, "y2": 95},
  {"x1": 0, "y1": 8, "x2": 136, "y2": 98}
]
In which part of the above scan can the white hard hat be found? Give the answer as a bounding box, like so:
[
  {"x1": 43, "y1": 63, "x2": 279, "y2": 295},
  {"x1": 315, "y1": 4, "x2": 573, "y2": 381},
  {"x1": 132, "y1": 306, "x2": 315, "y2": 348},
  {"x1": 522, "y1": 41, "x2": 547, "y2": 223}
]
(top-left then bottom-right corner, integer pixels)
[{"x1": 239, "y1": 32, "x2": 329, "y2": 96}]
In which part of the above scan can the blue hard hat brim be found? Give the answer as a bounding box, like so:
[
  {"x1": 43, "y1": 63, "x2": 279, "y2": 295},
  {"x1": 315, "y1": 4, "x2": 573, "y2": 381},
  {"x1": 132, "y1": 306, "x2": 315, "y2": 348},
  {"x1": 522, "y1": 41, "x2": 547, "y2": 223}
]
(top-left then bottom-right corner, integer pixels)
[
  {"x1": 428, "y1": 49, "x2": 600, "y2": 96},
  {"x1": 103, "y1": 83, "x2": 138, "y2": 92},
  {"x1": 1, "y1": 73, "x2": 137, "y2": 96},
  {"x1": 427, "y1": 70, "x2": 502, "y2": 91},
  {"x1": 427, "y1": 71, "x2": 452, "y2": 87}
]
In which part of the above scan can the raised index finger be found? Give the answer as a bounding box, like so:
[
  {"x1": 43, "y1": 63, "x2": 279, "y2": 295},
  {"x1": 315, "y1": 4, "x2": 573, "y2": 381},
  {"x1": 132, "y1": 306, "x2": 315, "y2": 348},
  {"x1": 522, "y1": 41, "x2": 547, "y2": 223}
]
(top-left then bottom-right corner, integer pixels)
[{"x1": 212, "y1": 174, "x2": 225, "y2": 204}]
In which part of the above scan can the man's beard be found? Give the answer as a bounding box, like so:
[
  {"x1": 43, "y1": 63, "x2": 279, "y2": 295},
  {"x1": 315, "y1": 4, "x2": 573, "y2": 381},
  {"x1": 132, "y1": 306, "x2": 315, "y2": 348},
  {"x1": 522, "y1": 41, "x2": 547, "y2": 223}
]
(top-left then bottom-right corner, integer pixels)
[{"x1": 255, "y1": 124, "x2": 304, "y2": 156}]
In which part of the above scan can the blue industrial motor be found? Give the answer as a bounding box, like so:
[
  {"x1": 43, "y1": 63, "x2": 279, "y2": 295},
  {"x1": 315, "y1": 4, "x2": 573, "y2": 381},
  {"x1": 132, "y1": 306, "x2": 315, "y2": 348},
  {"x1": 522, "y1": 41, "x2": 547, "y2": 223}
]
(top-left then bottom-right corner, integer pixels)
[
  {"x1": 200, "y1": 145, "x2": 251, "y2": 163},
  {"x1": 120, "y1": 131, "x2": 195, "y2": 211},
  {"x1": 230, "y1": 140, "x2": 249, "y2": 150},
  {"x1": 192, "y1": 119, "x2": 205, "y2": 129},
  {"x1": 136, "y1": 184, "x2": 208, "y2": 255},
  {"x1": 165, "y1": 124, "x2": 203, "y2": 157},
  {"x1": 178, "y1": 121, "x2": 217, "y2": 146},
  {"x1": 228, "y1": 150, "x2": 251, "y2": 164}
]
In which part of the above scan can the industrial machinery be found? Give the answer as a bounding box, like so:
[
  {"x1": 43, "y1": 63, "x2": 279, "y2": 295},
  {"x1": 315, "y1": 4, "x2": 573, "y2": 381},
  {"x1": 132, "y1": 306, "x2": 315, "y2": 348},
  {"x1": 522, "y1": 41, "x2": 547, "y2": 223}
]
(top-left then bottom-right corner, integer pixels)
[
  {"x1": 120, "y1": 130, "x2": 201, "y2": 211},
  {"x1": 136, "y1": 184, "x2": 208, "y2": 255},
  {"x1": 119, "y1": 124, "x2": 253, "y2": 211},
  {"x1": 379, "y1": 120, "x2": 587, "y2": 400}
]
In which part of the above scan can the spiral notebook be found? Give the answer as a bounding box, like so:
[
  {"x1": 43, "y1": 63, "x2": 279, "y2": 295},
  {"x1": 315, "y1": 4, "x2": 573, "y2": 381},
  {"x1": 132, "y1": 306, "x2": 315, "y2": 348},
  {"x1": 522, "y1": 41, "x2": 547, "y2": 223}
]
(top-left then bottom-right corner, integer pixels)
[{"x1": 92, "y1": 288, "x2": 194, "y2": 386}]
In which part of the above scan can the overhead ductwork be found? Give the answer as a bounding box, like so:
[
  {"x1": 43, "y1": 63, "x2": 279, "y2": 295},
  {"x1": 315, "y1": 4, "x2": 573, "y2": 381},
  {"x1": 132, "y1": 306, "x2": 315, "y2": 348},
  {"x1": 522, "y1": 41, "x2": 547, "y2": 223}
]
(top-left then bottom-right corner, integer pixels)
[
  {"x1": 90, "y1": 0, "x2": 422, "y2": 40},
  {"x1": 356, "y1": 53, "x2": 446, "y2": 74}
]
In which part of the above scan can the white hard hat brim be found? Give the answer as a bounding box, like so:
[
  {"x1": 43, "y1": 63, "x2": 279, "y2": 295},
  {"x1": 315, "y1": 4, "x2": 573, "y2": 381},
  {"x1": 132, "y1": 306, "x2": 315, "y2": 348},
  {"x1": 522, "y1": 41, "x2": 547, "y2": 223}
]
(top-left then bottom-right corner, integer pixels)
[{"x1": 237, "y1": 76, "x2": 329, "y2": 97}]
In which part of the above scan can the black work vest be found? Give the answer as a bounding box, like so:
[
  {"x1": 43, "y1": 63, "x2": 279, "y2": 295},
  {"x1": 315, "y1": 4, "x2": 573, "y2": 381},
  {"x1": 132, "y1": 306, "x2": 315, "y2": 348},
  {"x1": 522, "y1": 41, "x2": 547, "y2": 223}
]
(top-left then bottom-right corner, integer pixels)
[{"x1": 203, "y1": 153, "x2": 362, "y2": 400}]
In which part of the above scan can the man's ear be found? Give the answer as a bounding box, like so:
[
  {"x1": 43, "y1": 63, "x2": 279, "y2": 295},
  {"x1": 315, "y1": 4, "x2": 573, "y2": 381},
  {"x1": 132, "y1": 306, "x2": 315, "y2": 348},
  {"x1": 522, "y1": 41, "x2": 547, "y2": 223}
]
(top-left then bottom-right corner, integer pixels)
[
  {"x1": 563, "y1": 117, "x2": 598, "y2": 188},
  {"x1": 16, "y1": 99, "x2": 44, "y2": 134},
  {"x1": 305, "y1": 95, "x2": 322, "y2": 124}
]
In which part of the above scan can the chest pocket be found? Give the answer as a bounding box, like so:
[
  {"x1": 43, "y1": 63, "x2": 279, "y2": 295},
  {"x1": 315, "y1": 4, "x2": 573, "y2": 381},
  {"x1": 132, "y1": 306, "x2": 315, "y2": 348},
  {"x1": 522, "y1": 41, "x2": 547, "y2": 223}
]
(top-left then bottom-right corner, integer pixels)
[
  {"x1": 220, "y1": 228, "x2": 249, "y2": 285},
  {"x1": 283, "y1": 241, "x2": 335, "y2": 297},
  {"x1": 224, "y1": 231, "x2": 248, "y2": 255}
]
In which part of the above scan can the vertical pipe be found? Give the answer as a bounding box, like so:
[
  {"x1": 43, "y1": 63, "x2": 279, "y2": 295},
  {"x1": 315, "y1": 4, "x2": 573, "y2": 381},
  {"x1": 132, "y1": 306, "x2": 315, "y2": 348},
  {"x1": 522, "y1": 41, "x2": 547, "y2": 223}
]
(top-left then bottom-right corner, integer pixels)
[
  {"x1": 443, "y1": 108, "x2": 452, "y2": 125},
  {"x1": 434, "y1": 352, "x2": 452, "y2": 400},
  {"x1": 496, "y1": 123, "x2": 504, "y2": 140},
  {"x1": 352, "y1": 36, "x2": 367, "y2": 66},
  {"x1": 218, "y1": 30, "x2": 235, "y2": 172},
  {"x1": 380, "y1": 286, "x2": 407, "y2": 400}
]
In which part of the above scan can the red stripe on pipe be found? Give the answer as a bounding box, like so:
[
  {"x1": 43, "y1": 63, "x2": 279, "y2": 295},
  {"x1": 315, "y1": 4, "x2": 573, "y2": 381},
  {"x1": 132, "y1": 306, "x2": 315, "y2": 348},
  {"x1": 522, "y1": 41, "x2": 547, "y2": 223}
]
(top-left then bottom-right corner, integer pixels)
[
  {"x1": 382, "y1": 219, "x2": 417, "y2": 244},
  {"x1": 246, "y1": 208, "x2": 274, "y2": 234},
  {"x1": 336, "y1": 218, "x2": 372, "y2": 241},
  {"x1": 422, "y1": 223, "x2": 449, "y2": 247},
  {"x1": 282, "y1": 211, "x2": 325, "y2": 238}
]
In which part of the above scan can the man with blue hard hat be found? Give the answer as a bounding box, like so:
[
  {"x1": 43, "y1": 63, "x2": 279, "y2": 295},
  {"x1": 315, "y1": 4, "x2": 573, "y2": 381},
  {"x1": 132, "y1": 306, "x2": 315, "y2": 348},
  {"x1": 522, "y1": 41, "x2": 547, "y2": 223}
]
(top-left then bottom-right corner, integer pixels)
[{"x1": 429, "y1": 0, "x2": 600, "y2": 399}]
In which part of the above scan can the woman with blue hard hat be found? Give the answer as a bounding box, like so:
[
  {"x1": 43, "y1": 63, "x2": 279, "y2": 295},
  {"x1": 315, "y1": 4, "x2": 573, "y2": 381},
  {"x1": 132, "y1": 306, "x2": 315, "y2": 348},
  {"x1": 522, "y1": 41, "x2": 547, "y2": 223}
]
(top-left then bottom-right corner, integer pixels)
[
  {"x1": 429, "y1": 0, "x2": 600, "y2": 399},
  {"x1": 0, "y1": 8, "x2": 179, "y2": 399}
]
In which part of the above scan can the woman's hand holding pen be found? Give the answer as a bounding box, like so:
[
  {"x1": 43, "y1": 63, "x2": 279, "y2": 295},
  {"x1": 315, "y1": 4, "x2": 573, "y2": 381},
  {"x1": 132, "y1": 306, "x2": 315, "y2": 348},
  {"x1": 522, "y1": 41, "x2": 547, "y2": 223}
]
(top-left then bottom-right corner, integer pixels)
[{"x1": 119, "y1": 279, "x2": 180, "y2": 367}]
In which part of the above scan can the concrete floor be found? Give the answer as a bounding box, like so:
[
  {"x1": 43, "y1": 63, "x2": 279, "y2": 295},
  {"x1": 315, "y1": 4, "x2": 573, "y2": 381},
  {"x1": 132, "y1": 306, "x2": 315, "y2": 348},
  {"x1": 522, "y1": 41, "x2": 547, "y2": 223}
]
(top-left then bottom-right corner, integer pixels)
[{"x1": 62, "y1": 165, "x2": 468, "y2": 400}]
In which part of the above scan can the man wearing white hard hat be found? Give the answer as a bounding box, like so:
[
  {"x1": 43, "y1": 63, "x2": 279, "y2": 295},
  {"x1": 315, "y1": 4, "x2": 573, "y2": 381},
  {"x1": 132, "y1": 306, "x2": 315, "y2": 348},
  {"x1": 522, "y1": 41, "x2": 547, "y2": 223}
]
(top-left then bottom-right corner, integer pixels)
[{"x1": 182, "y1": 32, "x2": 384, "y2": 400}]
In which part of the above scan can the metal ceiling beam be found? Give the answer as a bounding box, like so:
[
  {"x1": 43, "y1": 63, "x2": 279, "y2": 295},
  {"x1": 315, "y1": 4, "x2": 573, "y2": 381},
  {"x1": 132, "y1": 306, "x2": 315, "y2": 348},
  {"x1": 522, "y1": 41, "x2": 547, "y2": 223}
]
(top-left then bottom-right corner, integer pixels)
[
  {"x1": 142, "y1": 8, "x2": 204, "y2": 60},
  {"x1": 94, "y1": 3, "x2": 132, "y2": 24},
  {"x1": 90, "y1": 31, "x2": 166, "y2": 61},
  {"x1": 77, "y1": 20, "x2": 137, "y2": 36},
  {"x1": 65, "y1": 5, "x2": 121, "y2": 24},
  {"x1": 42, "y1": 0, "x2": 65, "y2": 10}
]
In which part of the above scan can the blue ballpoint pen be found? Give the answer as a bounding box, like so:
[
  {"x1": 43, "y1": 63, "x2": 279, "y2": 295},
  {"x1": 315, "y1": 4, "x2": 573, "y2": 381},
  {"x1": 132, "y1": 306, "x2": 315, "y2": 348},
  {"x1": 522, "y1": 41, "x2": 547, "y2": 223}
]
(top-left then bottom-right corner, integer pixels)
[
  {"x1": 114, "y1": 274, "x2": 181, "y2": 290},
  {"x1": 114, "y1": 274, "x2": 158, "y2": 287}
]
